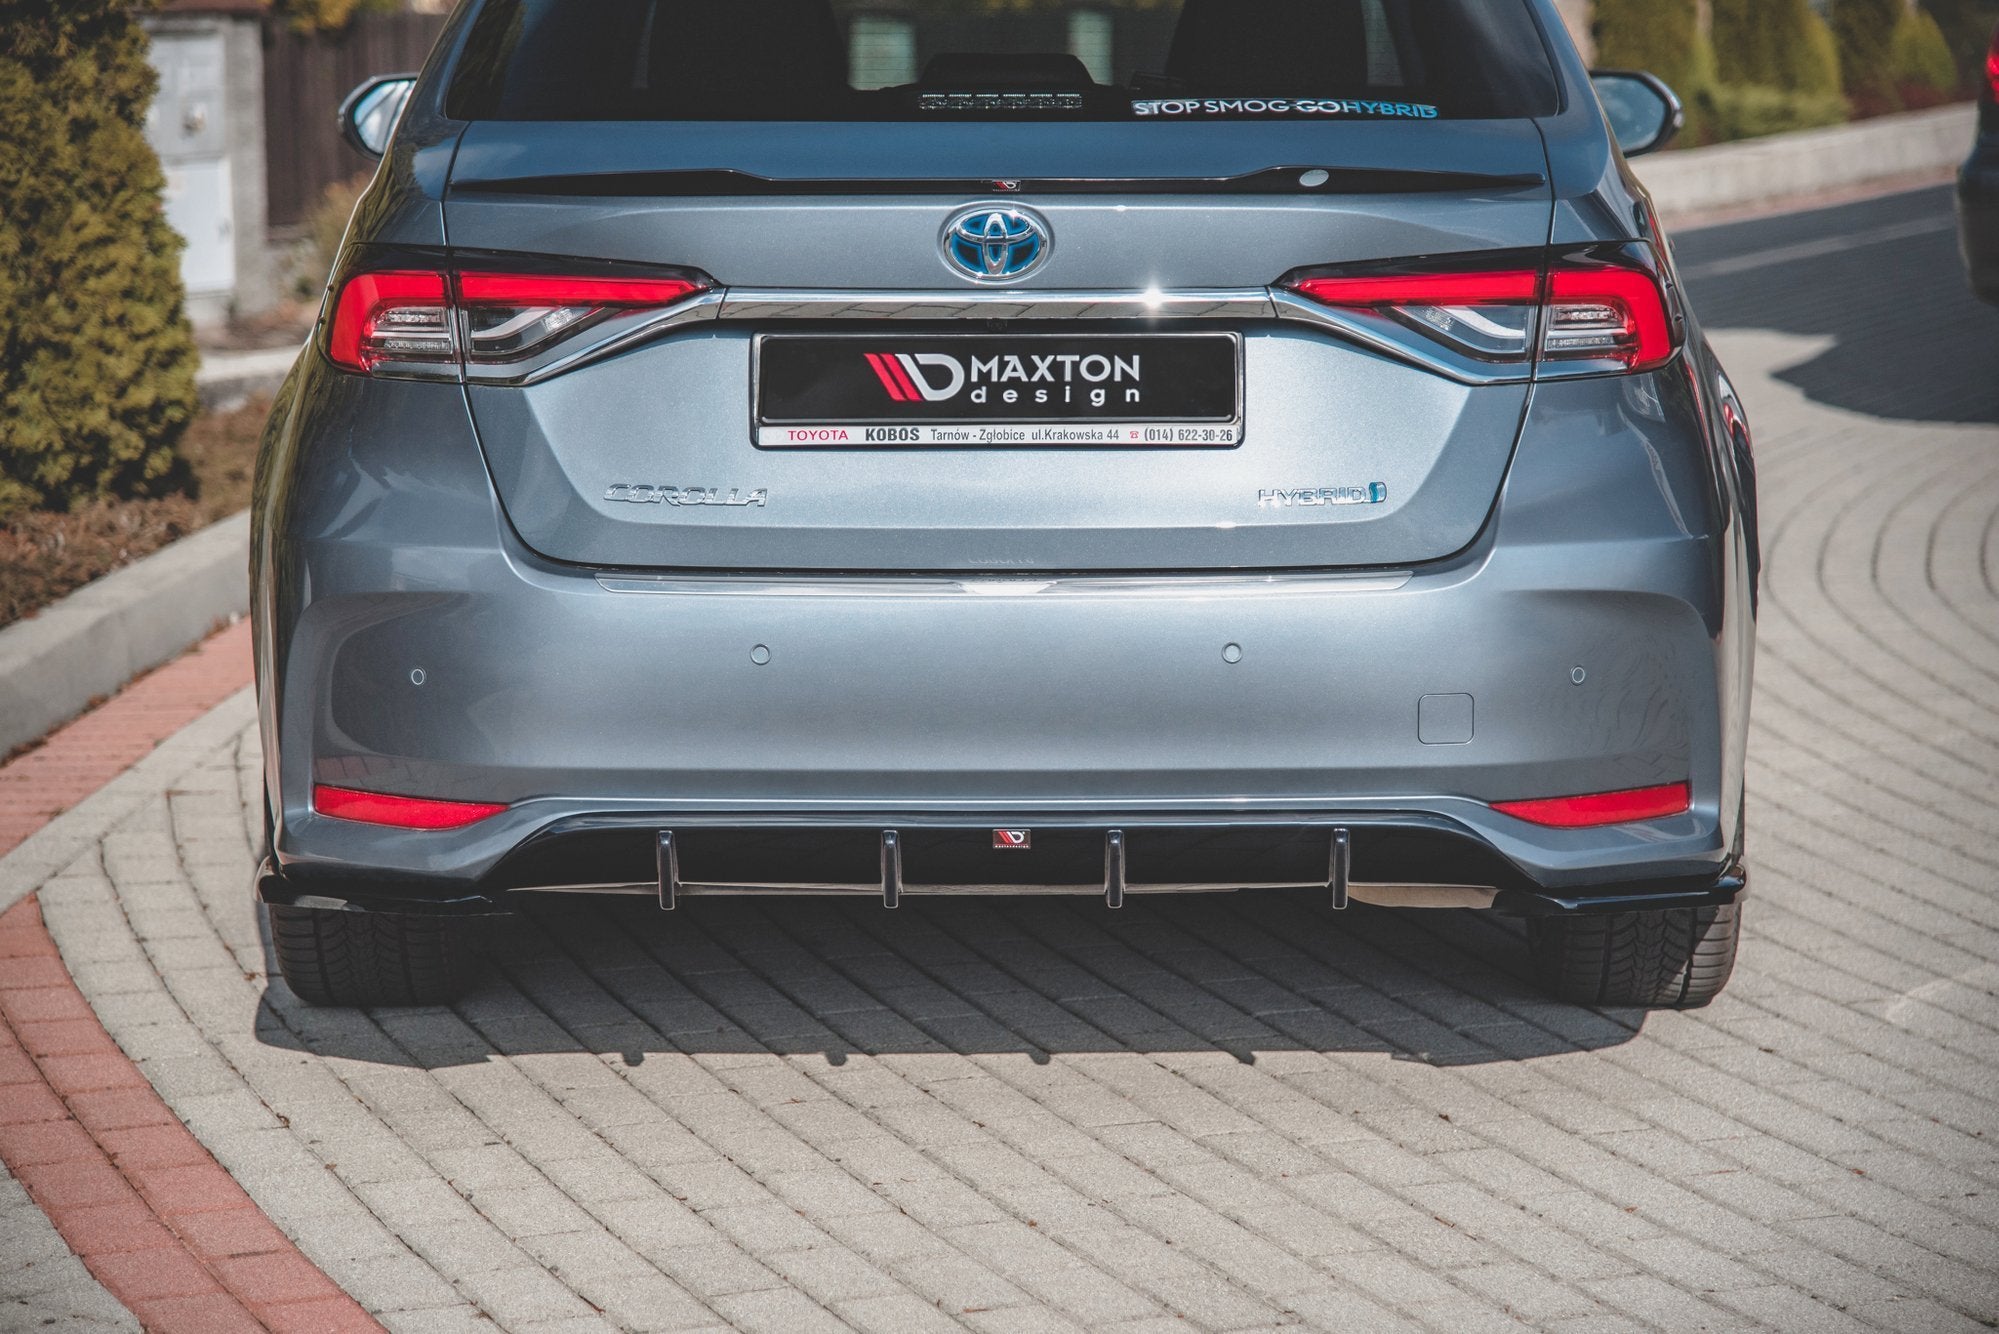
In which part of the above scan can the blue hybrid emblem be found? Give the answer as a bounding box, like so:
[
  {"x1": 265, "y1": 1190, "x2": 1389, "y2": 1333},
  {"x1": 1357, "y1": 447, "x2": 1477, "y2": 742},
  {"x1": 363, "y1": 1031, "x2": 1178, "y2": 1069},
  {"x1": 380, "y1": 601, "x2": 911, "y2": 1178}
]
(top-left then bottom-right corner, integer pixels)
[{"x1": 942, "y1": 206, "x2": 1051, "y2": 282}]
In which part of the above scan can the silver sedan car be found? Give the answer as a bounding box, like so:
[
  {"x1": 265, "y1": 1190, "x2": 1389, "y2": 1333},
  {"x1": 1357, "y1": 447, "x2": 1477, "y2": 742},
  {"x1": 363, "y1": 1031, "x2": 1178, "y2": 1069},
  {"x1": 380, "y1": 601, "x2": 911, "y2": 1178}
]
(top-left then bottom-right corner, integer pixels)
[{"x1": 254, "y1": 0, "x2": 1758, "y2": 1010}]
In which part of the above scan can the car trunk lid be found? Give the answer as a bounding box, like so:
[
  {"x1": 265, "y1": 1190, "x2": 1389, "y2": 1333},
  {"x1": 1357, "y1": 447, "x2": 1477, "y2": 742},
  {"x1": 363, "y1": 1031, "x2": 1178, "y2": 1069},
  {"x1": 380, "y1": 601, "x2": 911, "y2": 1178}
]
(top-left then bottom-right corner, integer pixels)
[{"x1": 445, "y1": 119, "x2": 1554, "y2": 572}]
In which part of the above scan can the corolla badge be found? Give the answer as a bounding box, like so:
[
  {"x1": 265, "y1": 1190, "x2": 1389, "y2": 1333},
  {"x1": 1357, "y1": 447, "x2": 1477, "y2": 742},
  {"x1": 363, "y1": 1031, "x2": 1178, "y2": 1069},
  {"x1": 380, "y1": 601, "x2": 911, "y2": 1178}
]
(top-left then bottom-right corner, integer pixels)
[
  {"x1": 606, "y1": 484, "x2": 767, "y2": 508},
  {"x1": 942, "y1": 205, "x2": 1051, "y2": 283}
]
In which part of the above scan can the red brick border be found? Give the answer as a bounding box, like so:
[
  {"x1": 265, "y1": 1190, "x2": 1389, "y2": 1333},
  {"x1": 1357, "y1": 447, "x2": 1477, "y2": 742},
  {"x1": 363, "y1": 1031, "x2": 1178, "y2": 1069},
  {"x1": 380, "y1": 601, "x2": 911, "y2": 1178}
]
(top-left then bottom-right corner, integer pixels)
[
  {"x1": 0, "y1": 619, "x2": 254, "y2": 859},
  {"x1": 0, "y1": 622, "x2": 381, "y2": 1331}
]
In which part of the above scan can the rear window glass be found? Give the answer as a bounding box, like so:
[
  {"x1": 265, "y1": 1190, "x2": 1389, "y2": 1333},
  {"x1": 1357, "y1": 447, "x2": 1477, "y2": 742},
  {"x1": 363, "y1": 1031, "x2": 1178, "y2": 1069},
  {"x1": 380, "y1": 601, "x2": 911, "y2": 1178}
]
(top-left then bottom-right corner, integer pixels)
[{"x1": 447, "y1": 0, "x2": 1562, "y2": 123}]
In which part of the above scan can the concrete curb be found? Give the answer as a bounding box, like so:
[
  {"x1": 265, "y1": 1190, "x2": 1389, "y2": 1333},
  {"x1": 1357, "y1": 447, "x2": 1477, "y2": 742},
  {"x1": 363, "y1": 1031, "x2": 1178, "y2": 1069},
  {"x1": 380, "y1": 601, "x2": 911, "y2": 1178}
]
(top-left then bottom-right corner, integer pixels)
[
  {"x1": 1637, "y1": 103, "x2": 1975, "y2": 224},
  {"x1": 195, "y1": 344, "x2": 299, "y2": 410},
  {"x1": 0, "y1": 513, "x2": 250, "y2": 759},
  {"x1": 0, "y1": 689, "x2": 255, "y2": 918}
]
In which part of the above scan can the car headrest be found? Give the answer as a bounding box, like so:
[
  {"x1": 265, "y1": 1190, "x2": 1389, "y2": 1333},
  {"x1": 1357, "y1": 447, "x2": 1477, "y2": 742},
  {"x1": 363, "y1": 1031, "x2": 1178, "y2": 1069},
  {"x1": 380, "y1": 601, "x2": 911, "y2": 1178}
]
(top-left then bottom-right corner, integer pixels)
[
  {"x1": 1166, "y1": 0, "x2": 1373, "y2": 93},
  {"x1": 645, "y1": 0, "x2": 848, "y2": 116}
]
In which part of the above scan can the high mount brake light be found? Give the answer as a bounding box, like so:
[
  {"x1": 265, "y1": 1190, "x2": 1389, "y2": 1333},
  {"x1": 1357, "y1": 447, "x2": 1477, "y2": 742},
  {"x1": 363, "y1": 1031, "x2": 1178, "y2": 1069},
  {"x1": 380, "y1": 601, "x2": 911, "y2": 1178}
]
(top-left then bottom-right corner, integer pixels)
[
  {"x1": 1492, "y1": 782, "x2": 1692, "y2": 829},
  {"x1": 327, "y1": 269, "x2": 709, "y2": 375},
  {"x1": 1285, "y1": 254, "x2": 1678, "y2": 374}
]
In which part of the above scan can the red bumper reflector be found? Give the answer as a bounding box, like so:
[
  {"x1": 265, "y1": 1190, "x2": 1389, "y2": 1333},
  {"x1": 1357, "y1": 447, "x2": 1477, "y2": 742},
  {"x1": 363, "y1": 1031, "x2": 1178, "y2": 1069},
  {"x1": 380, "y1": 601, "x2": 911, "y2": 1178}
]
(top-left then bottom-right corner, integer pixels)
[
  {"x1": 314, "y1": 785, "x2": 508, "y2": 830},
  {"x1": 1492, "y1": 782, "x2": 1692, "y2": 829}
]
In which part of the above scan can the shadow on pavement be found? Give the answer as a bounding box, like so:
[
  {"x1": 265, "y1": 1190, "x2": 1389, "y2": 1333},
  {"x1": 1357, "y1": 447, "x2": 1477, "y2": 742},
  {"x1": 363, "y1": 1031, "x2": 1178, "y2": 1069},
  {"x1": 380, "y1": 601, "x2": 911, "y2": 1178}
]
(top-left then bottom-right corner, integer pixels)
[
  {"x1": 1675, "y1": 186, "x2": 1999, "y2": 426},
  {"x1": 255, "y1": 892, "x2": 1645, "y2": 1070}
]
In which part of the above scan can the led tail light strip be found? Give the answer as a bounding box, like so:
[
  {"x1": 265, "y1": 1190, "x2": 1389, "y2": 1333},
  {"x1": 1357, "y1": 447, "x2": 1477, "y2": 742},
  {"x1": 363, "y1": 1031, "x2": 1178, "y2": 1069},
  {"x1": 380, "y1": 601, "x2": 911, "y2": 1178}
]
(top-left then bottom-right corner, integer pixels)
[
  {"x1": 1284, "y1": 250, "x2": 1680, "y2": 376},
  {"x1": 328, "y1": 269, "x2": 710, "y2": 376}
]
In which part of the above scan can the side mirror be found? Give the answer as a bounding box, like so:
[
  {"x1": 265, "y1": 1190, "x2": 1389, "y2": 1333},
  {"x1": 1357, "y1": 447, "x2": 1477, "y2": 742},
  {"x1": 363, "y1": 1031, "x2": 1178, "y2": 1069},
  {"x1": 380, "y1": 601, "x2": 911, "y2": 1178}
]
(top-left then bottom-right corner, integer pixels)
[
  {"x1": 339, "y1": 75, "x2": 418, "y2": 159},
  {"x1": 1590, "y1": 70, "x2": 1684, "y2": 157}
]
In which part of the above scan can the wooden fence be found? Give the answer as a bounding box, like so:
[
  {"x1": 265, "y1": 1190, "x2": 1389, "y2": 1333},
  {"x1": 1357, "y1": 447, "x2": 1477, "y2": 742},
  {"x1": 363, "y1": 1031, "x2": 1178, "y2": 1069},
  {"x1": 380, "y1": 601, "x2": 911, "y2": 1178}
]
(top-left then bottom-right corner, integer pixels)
[{"x1": 262, "y1": 11, "x2": 449, "y2": 228}]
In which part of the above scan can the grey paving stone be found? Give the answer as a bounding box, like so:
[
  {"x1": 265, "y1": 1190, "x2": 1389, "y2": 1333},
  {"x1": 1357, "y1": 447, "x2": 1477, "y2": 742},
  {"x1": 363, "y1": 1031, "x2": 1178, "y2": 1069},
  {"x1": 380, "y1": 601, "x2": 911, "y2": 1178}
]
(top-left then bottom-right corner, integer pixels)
[
  {"x1": 704, "y1": 1286, "x2": 852, "y2": 1334},
  {"x1": 0, "y1": 1170, "x2": 136, "y2": 1333},
  {"x1": 453, "y1": 1263, "x2": 603, "y2": 1326},
  {"x1": 646, "y1": 1243, "x2": 784, "y2": 1301},
  {"x1": 759, "y1": 1246, "x2": 901, "y2": 1305},
  {"x1": 585, "y1": 1274, "x2": 722, "y2": 1333},
  {"x1": 377, "y1": 1304, "x2": 503, "y2": 1334},
  {"x1": 592, "y1": 1195, "x2": 722, "y2": 1255}
]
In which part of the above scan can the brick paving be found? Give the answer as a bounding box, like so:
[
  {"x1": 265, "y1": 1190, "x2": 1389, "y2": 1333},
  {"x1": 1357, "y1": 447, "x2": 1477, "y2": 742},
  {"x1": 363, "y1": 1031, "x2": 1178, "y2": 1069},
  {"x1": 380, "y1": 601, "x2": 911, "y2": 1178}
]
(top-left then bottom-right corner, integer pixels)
[
  {"x1": 3, "y1": 190, "x2": 1998, "y2": 1331},
  {"x1": 0, "y1": 620, "x2": 253, "y2": 858},
  {"x1": 0, "y1": 897, "x2": 379, "y2": 1333},
  {"x1": 0, "y1": 620, "x2": 379, "y2": 1332}
]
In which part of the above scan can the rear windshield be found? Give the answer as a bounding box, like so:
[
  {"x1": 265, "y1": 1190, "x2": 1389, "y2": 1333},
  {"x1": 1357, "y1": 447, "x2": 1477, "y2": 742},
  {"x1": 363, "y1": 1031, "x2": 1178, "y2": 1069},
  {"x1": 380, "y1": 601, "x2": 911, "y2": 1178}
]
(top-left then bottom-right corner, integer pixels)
[{"x1": 447, "y1": 0, "x2": 1562, "y2": 123}]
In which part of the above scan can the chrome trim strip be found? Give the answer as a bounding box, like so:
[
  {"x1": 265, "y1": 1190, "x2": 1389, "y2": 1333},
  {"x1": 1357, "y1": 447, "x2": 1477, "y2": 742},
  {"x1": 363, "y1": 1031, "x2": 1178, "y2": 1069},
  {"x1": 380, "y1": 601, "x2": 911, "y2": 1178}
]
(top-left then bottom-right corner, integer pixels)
[
  {"x1": 452, "y1": 286, "x2": 1546, "y2": 390},
  {"x1": 468, "y1": 292, "x2": 725, "y2": 387},
  {"x1": 596, "y1": 572, "x2": 1415, "y2": 598},
  {"x1": 460, "y1": 286, "x2": 1539, "y2": 390},
  {"x1": 1267, "y1": 289, "x2": 1533, "y2": 387},
  {"x1": 511, "y1": 809, "x2": 1480, "y2": 830},
  {"x1": 719, "y1": 288, "x2": 1274, "y2": 323}
]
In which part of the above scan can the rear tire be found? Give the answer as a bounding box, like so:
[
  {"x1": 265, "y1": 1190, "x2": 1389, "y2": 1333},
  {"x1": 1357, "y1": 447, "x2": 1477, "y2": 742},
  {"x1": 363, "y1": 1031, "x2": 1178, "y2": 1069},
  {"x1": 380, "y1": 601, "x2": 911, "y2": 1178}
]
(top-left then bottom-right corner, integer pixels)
[
  {"x1": 267, "y1": 902, "x2": 475, "y2": 1007},
  {"x1": 1527, "y1": 903, "x2": 1740, "y2": 1008}
]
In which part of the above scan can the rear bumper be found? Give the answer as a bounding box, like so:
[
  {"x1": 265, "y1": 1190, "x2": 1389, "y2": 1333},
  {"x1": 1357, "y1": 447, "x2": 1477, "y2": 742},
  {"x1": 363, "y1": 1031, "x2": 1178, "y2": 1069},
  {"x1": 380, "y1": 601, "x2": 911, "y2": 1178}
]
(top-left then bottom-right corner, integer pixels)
[
  {"x1": 1961, "y1": 138, "x2": 1999, "y2": 303},
  {"x1": 273, "y1": 560, "x2": 1730, "y2": 892},
  {"x1": 258, "y1": 355, "x2": 1755, "y2": 908}
]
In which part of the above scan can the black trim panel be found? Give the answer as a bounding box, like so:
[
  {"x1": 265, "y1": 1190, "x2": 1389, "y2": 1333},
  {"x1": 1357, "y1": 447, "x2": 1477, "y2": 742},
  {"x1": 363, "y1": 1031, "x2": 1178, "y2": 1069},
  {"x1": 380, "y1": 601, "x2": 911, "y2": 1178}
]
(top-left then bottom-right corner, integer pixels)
[{"x1": 448, "y1": 166, "x2": 1547, "y2": 199}]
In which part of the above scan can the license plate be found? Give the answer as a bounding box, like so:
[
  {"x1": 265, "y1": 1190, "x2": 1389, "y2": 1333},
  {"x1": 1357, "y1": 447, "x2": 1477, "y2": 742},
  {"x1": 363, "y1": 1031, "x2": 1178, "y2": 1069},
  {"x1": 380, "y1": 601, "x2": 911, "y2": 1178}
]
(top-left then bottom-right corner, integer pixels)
[{"x1": 755, "y1": 333, "x2": 1243, "y2": 448}]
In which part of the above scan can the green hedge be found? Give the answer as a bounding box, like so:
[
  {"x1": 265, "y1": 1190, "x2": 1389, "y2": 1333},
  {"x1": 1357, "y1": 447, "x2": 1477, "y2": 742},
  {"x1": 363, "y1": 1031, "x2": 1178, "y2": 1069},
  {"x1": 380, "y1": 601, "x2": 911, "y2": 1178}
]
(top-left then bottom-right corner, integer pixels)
[
  {"x1": 0, "y1": 0, "x2": 197, "y2": 519},
  {"x1": 1892, "y1": 7, "x2": 1962, "y2": 93},
  {"x1": 1691, "y1": 84, "x2": 1851, "y2": 142},
  {"x1": 1592, "y1": 0, "x2": 1703, "y2": 90},
  {"x1": 1835, "y1": 0, "x2": 1907, "y2": 103},
  {"x1": 1598, "y1": 0, "x2": 1848, "y2": 148},
  {"x1": 1712, "y1": 0, "x2": 1843, "y2": 96}
]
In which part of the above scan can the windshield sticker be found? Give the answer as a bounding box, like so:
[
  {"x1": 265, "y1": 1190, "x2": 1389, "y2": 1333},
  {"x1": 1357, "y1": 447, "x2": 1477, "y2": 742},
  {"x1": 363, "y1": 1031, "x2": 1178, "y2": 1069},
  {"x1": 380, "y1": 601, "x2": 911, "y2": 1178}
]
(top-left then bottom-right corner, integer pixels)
[{"x1": 1131, "y1": 98, "x2": 1440, "y2": 119}]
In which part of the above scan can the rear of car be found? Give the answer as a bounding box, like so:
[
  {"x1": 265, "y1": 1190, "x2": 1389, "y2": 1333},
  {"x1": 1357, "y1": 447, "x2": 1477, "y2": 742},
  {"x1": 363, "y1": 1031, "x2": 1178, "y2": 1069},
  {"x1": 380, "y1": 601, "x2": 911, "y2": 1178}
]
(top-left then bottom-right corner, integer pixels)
[
  {"x1": 253, "y1": 0, "x2": 1758, "y2": 1010},
  {"x1": 1960, "y1": 22, "x2": 1999, "y2": 303}
]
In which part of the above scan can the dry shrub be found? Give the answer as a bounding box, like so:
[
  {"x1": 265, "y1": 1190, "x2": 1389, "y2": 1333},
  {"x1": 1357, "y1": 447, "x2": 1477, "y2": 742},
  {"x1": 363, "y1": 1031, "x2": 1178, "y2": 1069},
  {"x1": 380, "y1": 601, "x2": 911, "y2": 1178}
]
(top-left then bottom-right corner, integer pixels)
[{"x1": 0, "y1": 396, "x2": 270, "y2": 628}]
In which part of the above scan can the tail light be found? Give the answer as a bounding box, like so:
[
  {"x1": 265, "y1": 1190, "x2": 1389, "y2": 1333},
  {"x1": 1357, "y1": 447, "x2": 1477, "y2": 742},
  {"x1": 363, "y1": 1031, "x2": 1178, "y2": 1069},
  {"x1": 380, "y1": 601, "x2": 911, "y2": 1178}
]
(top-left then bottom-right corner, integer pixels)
[
  {"x1": 1288, "y1": 270, "x2": 1544, "y2": 361},
  {"x1": 1544, "y1": 265, "x2": 1675, "y2": 369},
  {"x1": 328, "y1": 272, "x2": 453, "y2": 373},
  {"x1": 1283, "y1": 249, "x2": 1679, "y2": 376},
  {"x1": 327, "y1": 267, "x2": 709, "y2": 378},
  {"x1": 1986, "y1": 26, "x2": 1998, "y2": 103},
  {"x1": 1492, "y1": 782, "x2": 1692, "y2": 829}
]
